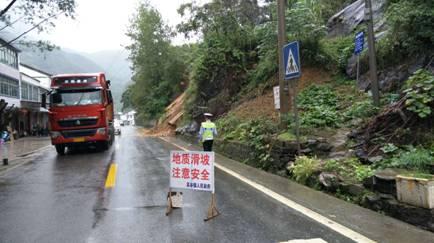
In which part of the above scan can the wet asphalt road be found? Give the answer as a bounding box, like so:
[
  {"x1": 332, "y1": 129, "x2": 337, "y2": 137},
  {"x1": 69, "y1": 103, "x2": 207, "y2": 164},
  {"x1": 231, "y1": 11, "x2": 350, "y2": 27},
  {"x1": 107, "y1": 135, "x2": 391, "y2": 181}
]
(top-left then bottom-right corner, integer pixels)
[{"x1": 0, "y1": 127, "x2": 353, "y2": 243}]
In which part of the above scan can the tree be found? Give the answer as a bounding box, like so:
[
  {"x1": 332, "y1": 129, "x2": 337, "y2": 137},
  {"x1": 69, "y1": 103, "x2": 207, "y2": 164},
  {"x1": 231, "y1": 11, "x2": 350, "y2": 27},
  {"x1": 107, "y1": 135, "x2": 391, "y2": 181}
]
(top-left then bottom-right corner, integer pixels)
[
  {"x1": 0, "y1": 0, "x2": 76, "y2": 49},
  {"x1": 0, "y1": 0, "x2": 75, "y2": 29},
  {"x1": 123, "y1": 3, "x2": 188, "y2": 121}
]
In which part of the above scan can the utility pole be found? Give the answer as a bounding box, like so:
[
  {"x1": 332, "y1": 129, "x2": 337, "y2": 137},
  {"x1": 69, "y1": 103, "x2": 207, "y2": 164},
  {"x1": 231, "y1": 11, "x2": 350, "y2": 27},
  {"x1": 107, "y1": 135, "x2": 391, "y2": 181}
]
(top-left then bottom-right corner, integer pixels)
[
  {"x1": 277, "y1": 0, "x2": 289, "y2": 128},
  {"x1": 365, "y1": 0, "x2": 380, "y2": 106}
]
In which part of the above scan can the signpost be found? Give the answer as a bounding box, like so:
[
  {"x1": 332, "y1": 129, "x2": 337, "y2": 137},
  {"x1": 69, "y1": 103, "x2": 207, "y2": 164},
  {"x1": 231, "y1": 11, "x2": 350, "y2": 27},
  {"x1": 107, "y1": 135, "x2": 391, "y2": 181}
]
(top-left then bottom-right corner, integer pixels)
[
  {"x1": 354, "y1": 31, "x2": 365, "y2": 84},
  {"x1": 277, "y1": 0, "x2": 289, "y2": 129},
  {"x1": 283, "y1": 41, "x2": 301, "y2": 154},
  {"x1": 166, "y1": 151, "x2": 219, "y2": 221}
]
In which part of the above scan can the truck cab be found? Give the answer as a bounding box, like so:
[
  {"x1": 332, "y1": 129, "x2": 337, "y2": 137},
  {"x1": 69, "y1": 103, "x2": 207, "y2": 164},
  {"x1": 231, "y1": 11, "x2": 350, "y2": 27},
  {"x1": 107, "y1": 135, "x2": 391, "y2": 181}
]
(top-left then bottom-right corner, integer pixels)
[{"x1": 43, "y1": 73, "x2": 115, "y2": 155}]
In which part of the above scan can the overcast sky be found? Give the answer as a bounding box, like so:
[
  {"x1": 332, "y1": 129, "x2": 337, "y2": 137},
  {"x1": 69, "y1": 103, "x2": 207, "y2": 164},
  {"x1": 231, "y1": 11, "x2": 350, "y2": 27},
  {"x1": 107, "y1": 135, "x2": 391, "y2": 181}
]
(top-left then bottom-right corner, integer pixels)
[{"x1": 30, "y1": 0, "x2": 209, "y2": 53}]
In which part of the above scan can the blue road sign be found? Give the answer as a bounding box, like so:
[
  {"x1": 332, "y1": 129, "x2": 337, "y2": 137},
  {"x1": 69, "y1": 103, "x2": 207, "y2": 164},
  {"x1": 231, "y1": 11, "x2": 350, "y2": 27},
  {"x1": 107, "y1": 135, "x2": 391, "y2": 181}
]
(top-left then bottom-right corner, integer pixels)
[
  {"x1": 283, "y1": 41, "x2": 301, "y2": 80},
  {"x1": 354, "y1": 31, "x2": 364, "y2": 55}
]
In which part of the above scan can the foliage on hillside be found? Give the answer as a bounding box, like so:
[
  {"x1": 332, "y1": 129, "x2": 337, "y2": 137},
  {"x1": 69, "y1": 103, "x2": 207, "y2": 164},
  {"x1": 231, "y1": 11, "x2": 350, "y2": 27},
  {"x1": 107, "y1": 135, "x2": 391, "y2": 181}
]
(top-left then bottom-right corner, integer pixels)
[{"x1": 122, "y1": 3, "x2": 192, "y2": 122}]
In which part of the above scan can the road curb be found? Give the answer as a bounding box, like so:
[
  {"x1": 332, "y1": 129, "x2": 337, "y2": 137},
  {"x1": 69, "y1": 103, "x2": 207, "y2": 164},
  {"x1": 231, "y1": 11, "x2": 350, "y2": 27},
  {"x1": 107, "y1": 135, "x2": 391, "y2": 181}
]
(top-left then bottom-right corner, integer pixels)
[{"x1": 0, "y1": 145, "x2": 52, "y2": 176}]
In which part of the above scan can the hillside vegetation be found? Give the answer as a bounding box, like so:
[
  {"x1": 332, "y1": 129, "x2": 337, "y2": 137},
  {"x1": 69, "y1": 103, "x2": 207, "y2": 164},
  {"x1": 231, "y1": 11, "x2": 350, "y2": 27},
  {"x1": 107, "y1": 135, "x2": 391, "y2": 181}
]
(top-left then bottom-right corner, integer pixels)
[{"x1": 123, "y1": 0, "x2": 434, "y2": 180}]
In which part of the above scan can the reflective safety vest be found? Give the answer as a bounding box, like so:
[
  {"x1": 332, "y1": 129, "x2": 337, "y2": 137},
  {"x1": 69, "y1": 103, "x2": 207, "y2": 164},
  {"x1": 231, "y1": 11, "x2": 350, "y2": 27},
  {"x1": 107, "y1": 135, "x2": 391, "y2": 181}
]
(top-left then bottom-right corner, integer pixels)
[{"x1": 201, "y1": 121, "x2": 216, "y2": 142}]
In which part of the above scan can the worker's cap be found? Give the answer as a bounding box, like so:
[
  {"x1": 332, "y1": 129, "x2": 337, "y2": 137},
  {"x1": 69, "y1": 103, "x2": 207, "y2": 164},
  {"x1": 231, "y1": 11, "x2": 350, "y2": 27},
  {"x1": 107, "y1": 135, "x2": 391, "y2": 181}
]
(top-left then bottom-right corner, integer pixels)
[{"x1": 204, "y1": 113, "x2": 213, "y2": 117}]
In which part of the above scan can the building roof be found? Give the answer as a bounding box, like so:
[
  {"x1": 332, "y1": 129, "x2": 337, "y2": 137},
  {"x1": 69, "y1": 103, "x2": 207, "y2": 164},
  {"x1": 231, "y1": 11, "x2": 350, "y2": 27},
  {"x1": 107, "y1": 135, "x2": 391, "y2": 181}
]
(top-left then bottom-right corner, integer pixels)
[
  {"x1": 0, "y1": 37, "x2": 21, "y2": 52},
  {"x1": 20, "y1": 63, "x2": 53, "y2": 76}
]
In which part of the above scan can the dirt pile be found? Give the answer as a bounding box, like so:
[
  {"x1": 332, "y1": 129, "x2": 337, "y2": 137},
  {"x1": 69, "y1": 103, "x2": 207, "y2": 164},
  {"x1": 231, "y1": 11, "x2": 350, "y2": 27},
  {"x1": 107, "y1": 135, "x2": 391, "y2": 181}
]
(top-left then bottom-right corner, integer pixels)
[
  {"x1": 144, "y1": 93, "x2": 186, "y2": 137},
  {"x1": 231, "y1": 67, "x2": 332, "y2": 122}
]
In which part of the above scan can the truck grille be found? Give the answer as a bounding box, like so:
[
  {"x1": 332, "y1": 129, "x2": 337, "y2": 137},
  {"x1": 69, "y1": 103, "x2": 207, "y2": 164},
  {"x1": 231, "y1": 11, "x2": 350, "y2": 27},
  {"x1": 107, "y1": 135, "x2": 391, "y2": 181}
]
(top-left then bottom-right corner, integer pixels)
[
  {"x1": 58, "y1": 118, "x2": 98, "y2": 128},
  {"x1": 62, "y1": 129, "x2": 97, "y2": 138}
]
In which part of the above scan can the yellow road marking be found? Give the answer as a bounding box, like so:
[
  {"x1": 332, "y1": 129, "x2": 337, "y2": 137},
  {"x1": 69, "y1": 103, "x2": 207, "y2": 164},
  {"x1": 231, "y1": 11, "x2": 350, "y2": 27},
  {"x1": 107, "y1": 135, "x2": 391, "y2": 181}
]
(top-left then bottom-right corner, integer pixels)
[
  {"x1": 105, "y1": 163, "x2": 118, "y2": 188},
  {"x1": 160, "y1": 137, "x2": 375, "y2": 243}
]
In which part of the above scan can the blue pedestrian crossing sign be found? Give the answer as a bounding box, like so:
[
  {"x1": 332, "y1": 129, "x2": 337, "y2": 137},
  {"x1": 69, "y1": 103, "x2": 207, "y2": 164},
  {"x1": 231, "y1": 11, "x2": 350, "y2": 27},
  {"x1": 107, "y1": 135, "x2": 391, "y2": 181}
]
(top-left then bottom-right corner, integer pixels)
[
  {"x1": 283, "y1": 41, "x2": 301, "y2": 80},
  {"x1": 354, "y1": 31, "x2": 364, "y2": 55}
]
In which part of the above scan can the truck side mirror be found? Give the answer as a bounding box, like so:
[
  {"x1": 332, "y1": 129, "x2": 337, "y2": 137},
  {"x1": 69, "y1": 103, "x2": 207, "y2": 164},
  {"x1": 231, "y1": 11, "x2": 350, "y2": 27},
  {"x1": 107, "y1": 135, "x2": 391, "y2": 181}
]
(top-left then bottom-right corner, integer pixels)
[{"x1": 41, "y1": 94, "x2": 47, "y2": 108}]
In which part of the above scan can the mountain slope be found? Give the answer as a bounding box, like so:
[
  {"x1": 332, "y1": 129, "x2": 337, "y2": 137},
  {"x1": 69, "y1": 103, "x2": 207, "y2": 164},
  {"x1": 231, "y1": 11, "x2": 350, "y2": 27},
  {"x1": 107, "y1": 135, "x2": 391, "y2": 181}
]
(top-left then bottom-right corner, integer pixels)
[
  {"x1": 19, "y1": 47, "x2": 104, "y2": 74},
  {"x1": 85, "y1": 49, "x2": 133, "y2": 110},
  {"x1": 18, "y1": 46, "x2": 131, "y2": 111}
]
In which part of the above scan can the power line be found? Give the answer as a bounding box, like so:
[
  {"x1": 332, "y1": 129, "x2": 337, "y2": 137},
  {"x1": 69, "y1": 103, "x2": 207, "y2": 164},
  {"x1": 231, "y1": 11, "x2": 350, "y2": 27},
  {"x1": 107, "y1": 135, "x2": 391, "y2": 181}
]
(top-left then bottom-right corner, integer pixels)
[
  {"x1": 0, "y1": 15, "x2": 25, "y2": 32},
  {"x1": 2, "y1": 11, "x2": 64, "y2": 48}
]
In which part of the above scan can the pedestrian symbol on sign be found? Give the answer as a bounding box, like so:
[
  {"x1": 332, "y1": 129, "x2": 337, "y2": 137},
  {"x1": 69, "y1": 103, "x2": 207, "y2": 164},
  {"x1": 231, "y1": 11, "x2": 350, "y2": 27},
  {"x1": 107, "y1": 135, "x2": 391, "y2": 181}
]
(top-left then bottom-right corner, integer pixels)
[
  {"x1": 283, "y1": 41, "x2": 301, "y2": 80},
  {"x1": 285, "y1": 49, "x2": 299, "y2": 75}
]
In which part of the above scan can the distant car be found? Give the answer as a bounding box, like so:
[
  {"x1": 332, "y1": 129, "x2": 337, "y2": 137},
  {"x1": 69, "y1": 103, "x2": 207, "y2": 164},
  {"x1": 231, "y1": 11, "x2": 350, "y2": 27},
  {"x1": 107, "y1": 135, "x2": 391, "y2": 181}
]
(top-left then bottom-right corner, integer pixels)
[
  {"x1": 120, "y1": 120, "x2": 125, "y2": 126},
  {"x1": 114, "y1": 120, "x2": 121, "y2": 135}
]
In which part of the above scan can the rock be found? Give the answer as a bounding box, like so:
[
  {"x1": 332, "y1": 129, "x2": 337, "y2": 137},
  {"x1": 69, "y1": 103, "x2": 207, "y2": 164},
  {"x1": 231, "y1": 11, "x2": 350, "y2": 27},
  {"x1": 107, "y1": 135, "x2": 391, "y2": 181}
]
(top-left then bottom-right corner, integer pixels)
[
  {"x1": 362, "y1": 176, "x2": 374, "y2": 189},
  {"x1": 368, "y1": 155, "x2": 383, "y2": 164},
  {"x1": 317, "y1": 142, "x2": 333, "y2": 152},
  {"x1": 317, "y1": 137, "x2": 327, "y2": 143},
  {"x1": 356, "y1": 55, "x2": 428, "y2": 92},
  {"x1": 300, "y1": 148, "x2": 313, "y2": 155},
  {"x1": 176, "y1": 121, "x2": 199, "y2": 135},
  {"x1": 319, "y1": 172, "x2": 340, "y2": 190},
  {"x1": 327, "y1": 0, "x2": 365, "y2": 37},
  {"x1": 327, "y1": 0, "x2": 387, "y2": 38},
  {"x1": 329, "y1": 151, "x2": 347, "y2": 159},
  {"x1": 286, "y1": 161, "x2": 295, "y2": 171},
  {"x1": 373, "y1": 168, "x2": 408, "y2": 195},
  {"x1": 307, "y1": 139, "x2": 318, "y2": 145},
  {"x1": 355, "y1": 149, "x2": 369, "y2": 163},
  {"x1": 340, "y1": 183, "x2": 365, "y2": 197},
  {"x1": 276, "y1": 170, "x2": 288, "y2": 177}
]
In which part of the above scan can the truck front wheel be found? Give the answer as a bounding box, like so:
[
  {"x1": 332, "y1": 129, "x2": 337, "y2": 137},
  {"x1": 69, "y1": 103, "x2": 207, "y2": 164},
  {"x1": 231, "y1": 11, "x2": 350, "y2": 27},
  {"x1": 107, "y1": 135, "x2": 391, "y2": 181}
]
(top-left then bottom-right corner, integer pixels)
[
  {"x1": 55, "y1": 144, "x2": 66, "y2": 155},
  {"x1": 100, "y1": 141, "x2": 109, "y2": 151}
]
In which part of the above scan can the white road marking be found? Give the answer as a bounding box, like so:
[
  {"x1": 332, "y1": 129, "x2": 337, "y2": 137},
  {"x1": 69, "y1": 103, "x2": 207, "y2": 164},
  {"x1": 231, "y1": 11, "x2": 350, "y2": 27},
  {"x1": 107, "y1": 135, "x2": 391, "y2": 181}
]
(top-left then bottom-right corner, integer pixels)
[
  {"x1": 281, "y1": 239, "x2": 328, "y2": 243},
  {"x1": 160, "y1": 137, "x2": 375, "y2": 243}
]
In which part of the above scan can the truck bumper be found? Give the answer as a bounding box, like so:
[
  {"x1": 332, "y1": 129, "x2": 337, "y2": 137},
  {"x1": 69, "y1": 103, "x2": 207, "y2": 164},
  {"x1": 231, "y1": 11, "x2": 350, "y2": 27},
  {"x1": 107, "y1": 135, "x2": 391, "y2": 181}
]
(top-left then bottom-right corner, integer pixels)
[{"x1": 50, "y1": 128, "x2": 110, "y2": 146}]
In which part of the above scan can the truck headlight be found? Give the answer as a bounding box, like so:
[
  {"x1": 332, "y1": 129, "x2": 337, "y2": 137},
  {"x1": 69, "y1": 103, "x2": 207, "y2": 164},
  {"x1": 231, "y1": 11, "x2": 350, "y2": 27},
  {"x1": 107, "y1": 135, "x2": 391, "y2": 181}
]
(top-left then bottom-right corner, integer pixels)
[
  {"x1": 50, "y1": 131, "x2": 61, "y2": 139},
  {"x1": 96, "y1": 128, "x2": 106, "y2": 135}
]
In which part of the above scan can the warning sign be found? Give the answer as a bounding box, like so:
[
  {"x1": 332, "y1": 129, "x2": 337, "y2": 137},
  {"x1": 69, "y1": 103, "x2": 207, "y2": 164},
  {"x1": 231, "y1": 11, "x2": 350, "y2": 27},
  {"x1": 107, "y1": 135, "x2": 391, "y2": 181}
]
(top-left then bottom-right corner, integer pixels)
[
  {"x1": 169, "y1": 151, "x2": 215, "y2": 192},
  {"x1": 285, "y1": 49, "x2": 299, "y2": 75},
  {"x1": 283, "y1": 41, "x2": 301, "y2": 80}
]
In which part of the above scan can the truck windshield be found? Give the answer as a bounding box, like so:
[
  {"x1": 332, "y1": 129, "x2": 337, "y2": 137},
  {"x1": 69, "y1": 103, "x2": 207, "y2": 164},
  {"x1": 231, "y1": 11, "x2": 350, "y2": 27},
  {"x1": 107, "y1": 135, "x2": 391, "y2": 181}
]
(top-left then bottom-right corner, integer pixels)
[{"x1": 52, "y1": 89, "x2": 102, "y2": 106}]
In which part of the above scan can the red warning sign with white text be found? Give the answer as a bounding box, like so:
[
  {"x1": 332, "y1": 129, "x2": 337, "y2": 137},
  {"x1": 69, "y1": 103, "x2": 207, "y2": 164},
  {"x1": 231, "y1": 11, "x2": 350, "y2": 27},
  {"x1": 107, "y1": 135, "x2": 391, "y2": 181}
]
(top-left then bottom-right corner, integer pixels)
[{"x1": 170, "y1": 151, "x2": 215, "y2": 192}]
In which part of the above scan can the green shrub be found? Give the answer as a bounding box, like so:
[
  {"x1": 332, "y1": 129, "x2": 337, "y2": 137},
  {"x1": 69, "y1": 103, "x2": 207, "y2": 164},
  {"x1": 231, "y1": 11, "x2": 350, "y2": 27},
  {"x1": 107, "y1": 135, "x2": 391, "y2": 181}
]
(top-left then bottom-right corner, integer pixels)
[
  {"x1": 403, "y1": 69, "x2": 434, "y2": 118},
  {"x1": 386, "y1": 0, "x2": 434, "y2": 55},
  {"x1": 301, "y1": 105, "x2": 341, "y2": 128},
  {"x1": 344, "y1": 100, "x2": 379, "y2": 120},
  {"x1": 323, "y1": 158, "x2": 373, "y2": 182},
  {"x1": 277, "y1": 132, "x2": 297, "y2": 141},
  {"x1": 291, "y1": 156, "x2": 321, "y2": 184},
  {"x1": 355, "y1": 165, "x2": 375, "y2": 182},
  {"x1": 320, "y1": 36, "x2": 354, "y2": 72},
  {"x1": 323, "y1": 159, "x2": 340, "y2": 172},
  {"x1": 297, "y1": 85, "x2": 342, "y2": 128},
  {"x1": 389, "y1": 147, "x2": 434, "y2": 173},
  {"x1": 217, "y1": 116, "x2": 279, "y2": 170},
  {"x1": 298, "y1": 85, "x2": 338, "y2": 109},
  {"x1": 380, "y1": 143, "x2": 399, "y2": 154}
]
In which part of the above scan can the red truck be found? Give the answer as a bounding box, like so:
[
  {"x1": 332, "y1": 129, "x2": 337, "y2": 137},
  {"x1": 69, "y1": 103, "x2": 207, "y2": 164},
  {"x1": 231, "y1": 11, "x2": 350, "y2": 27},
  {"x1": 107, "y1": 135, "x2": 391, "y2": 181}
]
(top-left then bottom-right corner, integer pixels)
[{"x1": 42, "y1": 73, "x2": 115, "y2": 155}]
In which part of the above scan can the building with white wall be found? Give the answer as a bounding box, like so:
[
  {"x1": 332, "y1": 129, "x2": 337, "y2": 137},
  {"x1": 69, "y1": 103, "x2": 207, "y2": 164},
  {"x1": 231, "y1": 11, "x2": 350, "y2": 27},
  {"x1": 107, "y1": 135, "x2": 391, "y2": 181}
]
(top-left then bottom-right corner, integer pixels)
[{"x1": 0, "y1": 38, "x2": 20, "y2": 109}]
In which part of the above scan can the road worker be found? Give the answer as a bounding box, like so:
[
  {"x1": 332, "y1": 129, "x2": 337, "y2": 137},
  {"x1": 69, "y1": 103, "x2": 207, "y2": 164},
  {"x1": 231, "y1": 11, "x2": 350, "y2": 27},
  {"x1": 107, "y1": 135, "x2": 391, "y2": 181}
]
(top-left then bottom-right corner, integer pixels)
[{"x1": 198, "y1": 113, "x2": 217, "y2": 151}]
